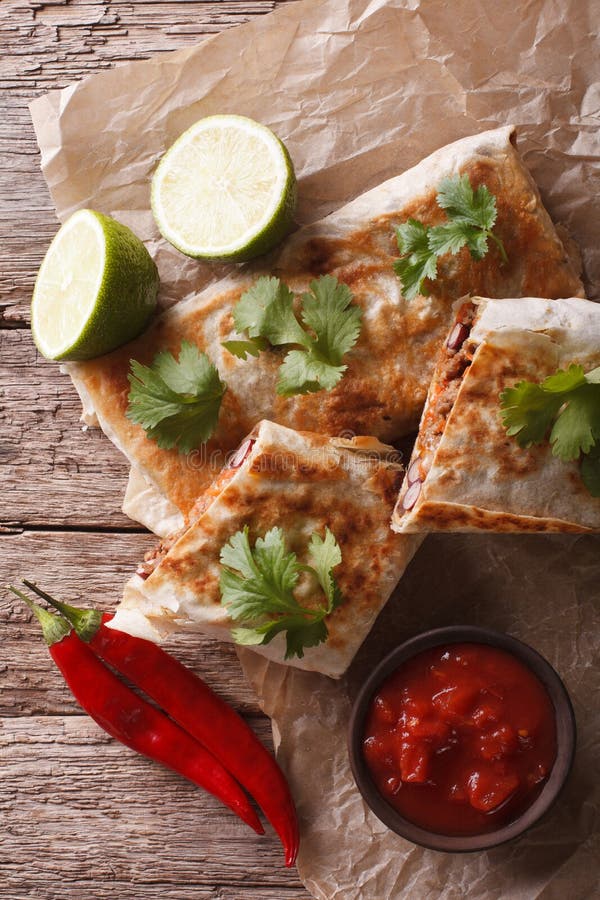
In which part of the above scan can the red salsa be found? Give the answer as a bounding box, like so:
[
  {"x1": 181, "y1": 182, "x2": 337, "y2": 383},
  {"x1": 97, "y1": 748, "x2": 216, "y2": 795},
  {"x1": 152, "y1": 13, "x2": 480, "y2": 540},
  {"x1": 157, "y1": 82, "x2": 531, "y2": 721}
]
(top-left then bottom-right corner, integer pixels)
[{"x1": 362, "y1": 643, "x2": 557, "y2": 836}]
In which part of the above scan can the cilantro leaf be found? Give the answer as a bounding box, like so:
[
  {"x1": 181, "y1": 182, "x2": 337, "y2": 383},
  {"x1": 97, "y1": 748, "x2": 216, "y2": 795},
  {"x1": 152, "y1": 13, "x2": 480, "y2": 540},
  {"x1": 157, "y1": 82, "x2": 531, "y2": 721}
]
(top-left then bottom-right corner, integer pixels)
[
  {"x1": 393, "y1": 252, "x2": 437, "y2": 301},
  {"x1": 220, "y1": 526, "x2": 264, "y2": 580},
  {"x1": 427, "y1": 220, "x2": 473, "y2": 257},
  {"x1": 393, "y1": 175, "x2": 507, "y2": 299},
  {"x1": 126, "y1": 341, "x2": 226, "y2": 454},
  {"x1": 277, "y1": 350, "x2": 345, "y2": 396},
  {"x1": 550, "y1": 384, "x2": 600, "y2": 461},
  {"x1": 541, "y1": 364, "x2": 587, "y2": 393},
  {"x1": 221, "y1": 338, "x2": 266, "y2": 360},
  {"x1": 393, "y1": 249, "x2": 438, "y2": 301},
  {"x1": 220, "y1": 528, "x2": 301, "y2": 619},
  {"x1": 500, "y1": 363, "x2": 600, "y2": 496},
  {"x1": 232, "y1": 276, "x2": 307, "y2": 347},
  {"x1": 224, "y1": 274, "x2": 362, "y2": 396},
  {"x1": 276, "y1": 275, "x2": 362, "y2": 395},
  {"x1": 229, "y1": 626, "x2": 271, "y2": 647},
  {"x1": 307, "y1": 529, "x2": 343, "y2": 610},
  {"x1": 393, "y1": 220, "x2": 438, "y2": 300},
  {"x1": 585, "y1": 366, "x2": 600, "y2": 384},
  {"x1": 396, "y1": 218, "x2": 430, "y2": 256},
  {"x1": 283, "y1": 619, "x2": 329, "y2": 659},
  {"x1": 301, "y1": 275, "x2": 362, "y2": 363},
  {"x1": 219, "y1": 526, "x2": 344, "y2": 659},
  {"x1": 500, "y1": 365, "x2": 598, "y2": 454},
  {"x1": 437, "y1": 174, "x2": 497, "y2": 231},
  {"x1": 500, "y1": 381, "x2": 563, "y2": 447},
  {"x1": 463, "y1": 228, "x2": 491, "y2": 261},
  {"x1": 581, "y1": 446, "x2": 600, "y2": 497}
]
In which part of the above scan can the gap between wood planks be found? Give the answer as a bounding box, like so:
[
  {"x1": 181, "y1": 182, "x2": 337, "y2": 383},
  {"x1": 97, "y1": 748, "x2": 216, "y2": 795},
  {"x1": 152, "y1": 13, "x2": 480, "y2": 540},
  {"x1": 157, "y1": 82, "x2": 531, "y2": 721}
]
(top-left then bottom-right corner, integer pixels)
[
  {"x1": 0, "y1": 522, "x2": 149, "y2": 534},
  {"x1": 0, "y1": 315, "x2": 28, "y2": 329},
  {"x1": 3, "y1": 887, "x2": 306, "y2": 900}
]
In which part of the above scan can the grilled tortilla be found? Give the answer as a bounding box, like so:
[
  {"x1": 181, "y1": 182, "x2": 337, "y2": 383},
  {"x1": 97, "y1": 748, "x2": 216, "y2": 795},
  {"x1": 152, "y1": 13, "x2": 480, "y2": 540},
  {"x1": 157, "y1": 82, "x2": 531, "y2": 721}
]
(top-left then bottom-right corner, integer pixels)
[
  {"x1": 67, "y1": 125, "x2": 583, "y2": 525},
  {"x1": 393, "y1": 297, "x2": 600, "y2": 534},
  {"x1": 111, "y1": 420, "x2": 423, "y2": 678}
]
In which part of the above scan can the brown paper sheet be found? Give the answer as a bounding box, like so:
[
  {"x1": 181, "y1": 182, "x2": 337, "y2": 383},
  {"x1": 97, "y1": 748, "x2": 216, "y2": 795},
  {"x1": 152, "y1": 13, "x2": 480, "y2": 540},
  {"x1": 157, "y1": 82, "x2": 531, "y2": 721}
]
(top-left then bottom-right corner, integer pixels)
[
  {"x1": 239, "y1": 535, "x2": 600, "y2": 898},
  {"x1": 30, "y1": 0, "x2": 600, "y2": 303},
  {"x1": 29, "y1": 0, "x2": 600, "y2": 896}
]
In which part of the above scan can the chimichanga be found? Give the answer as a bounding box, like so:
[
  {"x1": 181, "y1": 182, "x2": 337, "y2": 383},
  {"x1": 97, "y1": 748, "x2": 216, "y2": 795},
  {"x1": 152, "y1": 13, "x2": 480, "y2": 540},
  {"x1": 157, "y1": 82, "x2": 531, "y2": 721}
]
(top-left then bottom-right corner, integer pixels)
[
  {"x1": 393, "y1": 297, "x2": 600, "y2": 534},
  {"x1": 66, "y1": 126, "x2": 582, "y2": 529},
  {"x1": 112, "y1": 420, "x2": 423, "y2": 678}
]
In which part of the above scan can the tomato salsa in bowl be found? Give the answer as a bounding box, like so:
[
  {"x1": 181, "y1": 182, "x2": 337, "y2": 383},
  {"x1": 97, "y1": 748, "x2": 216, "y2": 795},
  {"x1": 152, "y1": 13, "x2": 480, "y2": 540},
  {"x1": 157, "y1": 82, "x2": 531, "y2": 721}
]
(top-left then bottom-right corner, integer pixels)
[{"x1": 348, "y1": 626, "x2": 576, "y2": 852}]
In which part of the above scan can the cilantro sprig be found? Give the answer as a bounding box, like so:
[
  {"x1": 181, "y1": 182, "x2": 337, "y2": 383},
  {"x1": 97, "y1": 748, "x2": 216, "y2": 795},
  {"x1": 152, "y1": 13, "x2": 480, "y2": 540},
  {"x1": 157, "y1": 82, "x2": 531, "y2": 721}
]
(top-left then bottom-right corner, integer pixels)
[
  {"x1": 394, "y1": 174, "x2": 508, "y2": 300},
  {"x1": 500, "y1": 364, "x2": 600, "y2": 496},
  {"x1": 219, "y1": 526, "x2": 344, "y2": 659},
  {"x1": 127, "y1": 341, "x2": 226, "y2": 453},
  {"x1": 222, "y1": 274, "x2": 362, "y2": 396}
]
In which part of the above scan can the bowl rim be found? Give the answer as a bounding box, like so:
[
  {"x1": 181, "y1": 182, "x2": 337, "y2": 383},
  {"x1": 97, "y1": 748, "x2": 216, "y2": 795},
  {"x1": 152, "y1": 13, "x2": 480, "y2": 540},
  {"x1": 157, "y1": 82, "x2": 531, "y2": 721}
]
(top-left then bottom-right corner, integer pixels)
[{"x1": 347, "y1": 625, "x2": 577, "y2": 853}]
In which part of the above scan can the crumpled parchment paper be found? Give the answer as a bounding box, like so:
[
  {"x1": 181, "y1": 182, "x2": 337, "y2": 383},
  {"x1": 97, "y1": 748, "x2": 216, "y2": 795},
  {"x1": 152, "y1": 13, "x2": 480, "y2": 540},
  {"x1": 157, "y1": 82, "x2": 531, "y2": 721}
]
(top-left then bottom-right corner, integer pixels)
[
  {"x1": 29, "y1": 1, "x2": 600, "y2": 897},
  {"x1": 31, "y1": 0, "x2": 600, "y2": 303},
  {"x1": 239, "y1": 534, "x2": 600, "y2": 899}
]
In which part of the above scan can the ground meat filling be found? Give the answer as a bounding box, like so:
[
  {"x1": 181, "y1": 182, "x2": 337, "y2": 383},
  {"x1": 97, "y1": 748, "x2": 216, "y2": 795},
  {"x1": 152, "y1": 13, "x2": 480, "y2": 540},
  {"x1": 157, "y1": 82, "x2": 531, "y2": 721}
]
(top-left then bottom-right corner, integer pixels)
[
  {"x1": 431, "y1": 341, "x2": 473, "y2": 421},
  {"x1": 402, "y1": 302, "x2": 477, "y2": 512},
  {"x1": 422, "y1": 304, "x2": 476, "y2": 459},
  {"x1": 136, "y1": 529, "x2": 186, "y2": 580}
]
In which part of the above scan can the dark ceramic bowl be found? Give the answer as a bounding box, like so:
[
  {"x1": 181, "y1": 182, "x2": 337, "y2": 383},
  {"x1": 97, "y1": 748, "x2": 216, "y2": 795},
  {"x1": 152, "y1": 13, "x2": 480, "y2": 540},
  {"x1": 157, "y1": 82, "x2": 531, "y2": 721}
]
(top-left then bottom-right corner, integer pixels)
[{"x1": 348, "y1": 626, "x2": 576, "y2": 853}]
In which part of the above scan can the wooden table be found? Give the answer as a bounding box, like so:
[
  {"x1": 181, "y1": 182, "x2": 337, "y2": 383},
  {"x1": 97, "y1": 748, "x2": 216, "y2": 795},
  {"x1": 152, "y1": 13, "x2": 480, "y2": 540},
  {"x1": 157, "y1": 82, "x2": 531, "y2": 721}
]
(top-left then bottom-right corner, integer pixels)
[{"x1": 1, "y1": 3, "x2": 309, "y2": 897}]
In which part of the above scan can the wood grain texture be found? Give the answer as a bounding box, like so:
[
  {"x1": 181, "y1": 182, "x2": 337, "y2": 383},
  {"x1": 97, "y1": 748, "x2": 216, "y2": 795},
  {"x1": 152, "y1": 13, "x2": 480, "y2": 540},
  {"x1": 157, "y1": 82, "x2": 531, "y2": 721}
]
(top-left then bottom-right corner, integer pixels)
[
  {"x1": 6, "y1": 887, "x2": 307, "y2": 900},
  {"x1": 0, "y1": 715, "x2": 299, "y2": 894},
  {"x1": 1, "y1": 3, "x2": 309, "y2": 897},
  {"x1": 2, "y1": 328, "x2": 136, "y2": 528}
]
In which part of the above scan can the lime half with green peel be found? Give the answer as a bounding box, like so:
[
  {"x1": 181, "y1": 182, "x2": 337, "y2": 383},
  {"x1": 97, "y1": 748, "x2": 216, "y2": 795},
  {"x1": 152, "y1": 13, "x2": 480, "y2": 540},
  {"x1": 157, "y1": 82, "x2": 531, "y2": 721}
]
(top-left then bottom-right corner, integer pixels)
[
  {"x1": 32, "y1": 209, "x2": 159, "y2": 361},
  {"x1": 151, "y1": 115, "x2": 297, "y2": 262}
]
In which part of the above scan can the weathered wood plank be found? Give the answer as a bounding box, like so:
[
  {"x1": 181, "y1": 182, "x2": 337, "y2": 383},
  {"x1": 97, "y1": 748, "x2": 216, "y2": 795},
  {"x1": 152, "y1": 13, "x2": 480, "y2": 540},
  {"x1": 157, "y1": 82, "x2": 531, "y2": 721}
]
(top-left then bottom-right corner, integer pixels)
[
  {"x1": 0, "y1": 91, "x2": 60, "y2": 325},
  {"x1": 0, "y1": 529, "x2": 266, "y2": 715},
  {"x1": 0, "y1": 715, "x2": 306, "y2": 893},
  {"x1": 6, "y1": 886, "x2": 307, "y2": 900},
  {"x1": 6, "y1": 886, "x2": 214, "y2": 900},
  {"x1": 2, "y1": 328, "x2": 139, "y2": 528},
  {"x1": 2, "y1": 1, "x2": 288, "y2": 95},
  {"x1": 218, "y1": 890, "x2": 307, "y2": 899},
  {"x1": 0, "y1": 97, "x2": 55, "y2": 325}
]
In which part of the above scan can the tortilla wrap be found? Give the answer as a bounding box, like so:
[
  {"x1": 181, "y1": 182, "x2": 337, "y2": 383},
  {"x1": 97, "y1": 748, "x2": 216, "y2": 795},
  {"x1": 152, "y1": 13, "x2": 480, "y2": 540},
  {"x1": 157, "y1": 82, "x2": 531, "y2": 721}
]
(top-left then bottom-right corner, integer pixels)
[
  {"x1": 111, "y1": 420, "x2": 423, "y2": 678},
  {"x1": 393, "y1": 297, "x2": 600, "y2": 534},
  {"x1": 65, "y1": 126, "x2": 582, "y2": 529}
]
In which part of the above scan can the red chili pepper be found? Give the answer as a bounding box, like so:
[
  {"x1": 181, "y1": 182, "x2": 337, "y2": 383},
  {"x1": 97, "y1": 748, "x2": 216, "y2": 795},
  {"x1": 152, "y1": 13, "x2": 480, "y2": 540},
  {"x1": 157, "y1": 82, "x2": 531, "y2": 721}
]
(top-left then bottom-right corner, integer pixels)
[
  {"x1": 23, "y1": 580, "x2": 300, "y2": 867},
  {"x1": 10, "y1": 586, "x2": 263, "y2": 836}
]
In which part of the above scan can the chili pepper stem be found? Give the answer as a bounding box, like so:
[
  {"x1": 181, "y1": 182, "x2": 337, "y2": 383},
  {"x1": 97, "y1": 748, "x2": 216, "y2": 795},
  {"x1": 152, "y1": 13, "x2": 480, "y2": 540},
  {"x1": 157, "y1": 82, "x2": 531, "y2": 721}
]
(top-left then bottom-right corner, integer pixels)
[
  {"x1": 22, "y1": 579, "x2": 102, "y2": 643},
  {"x1": 8, "y1": 585, "x2": 71, "y2": 646}
]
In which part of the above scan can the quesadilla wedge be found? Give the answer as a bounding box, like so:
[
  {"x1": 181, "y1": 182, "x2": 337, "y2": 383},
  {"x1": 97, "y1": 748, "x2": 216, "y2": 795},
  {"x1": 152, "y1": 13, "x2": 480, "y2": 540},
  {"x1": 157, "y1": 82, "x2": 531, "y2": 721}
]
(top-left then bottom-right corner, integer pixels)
[
  {"x1": 393, "y1": 297, "x2": 600, "y2": 533},
  {"x1": 66, "y1": 126, "x2": 583, "y2": 526},
  {"x1": 111, "y1": 420, "x2": 423, "y2": 678}
]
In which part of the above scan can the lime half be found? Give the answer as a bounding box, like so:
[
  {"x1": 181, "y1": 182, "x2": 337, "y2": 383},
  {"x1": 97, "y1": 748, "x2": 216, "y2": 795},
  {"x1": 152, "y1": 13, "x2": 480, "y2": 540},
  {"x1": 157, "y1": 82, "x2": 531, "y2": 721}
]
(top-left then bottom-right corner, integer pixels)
[
  {"x1": 151, "y1": 115, "x2": 297, "y2": 262},
  {"x1": 32, "y1": 209, "x2": 159, "y2": 361}
]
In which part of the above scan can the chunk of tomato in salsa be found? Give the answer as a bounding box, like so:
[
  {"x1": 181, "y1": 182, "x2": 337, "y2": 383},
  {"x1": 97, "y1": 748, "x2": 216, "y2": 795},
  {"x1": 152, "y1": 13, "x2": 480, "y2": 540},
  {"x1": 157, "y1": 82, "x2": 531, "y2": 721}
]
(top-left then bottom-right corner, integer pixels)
[
  {"x1": 467, "y1": 766, "x2": 520, "y2": 813},
  {"x1": 399, "y1": 740, "x2": 432, "y2": 783}
]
